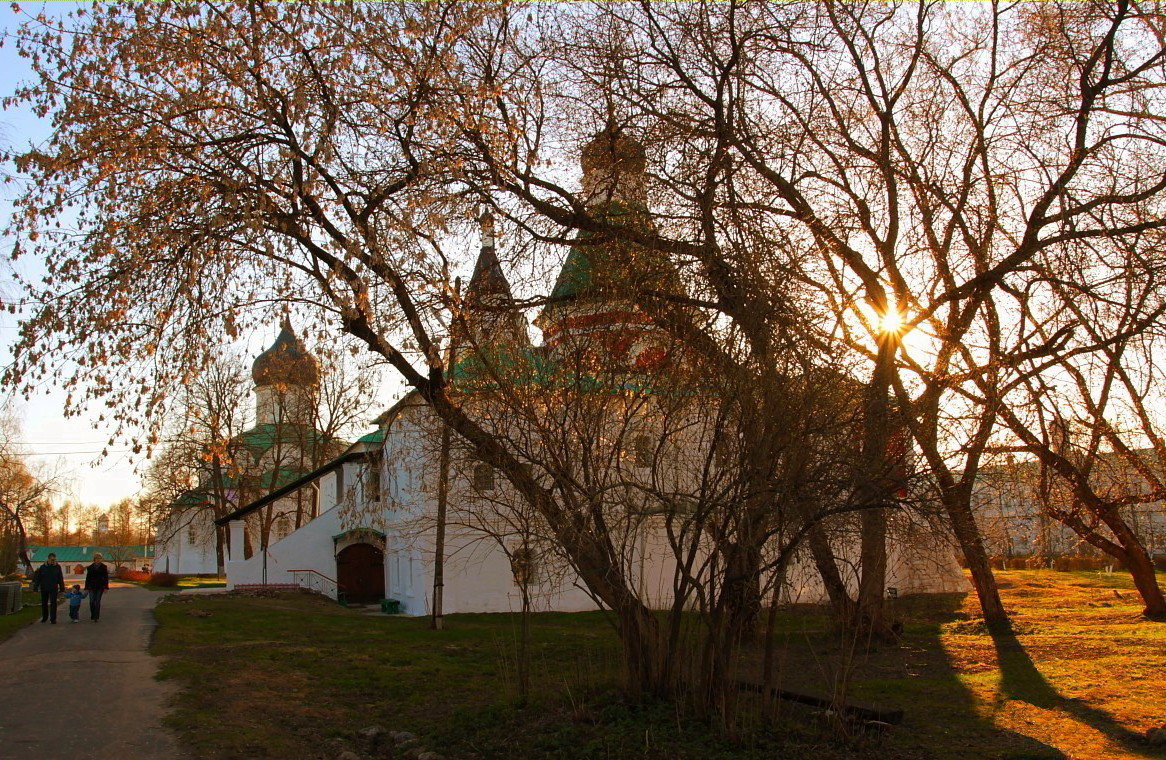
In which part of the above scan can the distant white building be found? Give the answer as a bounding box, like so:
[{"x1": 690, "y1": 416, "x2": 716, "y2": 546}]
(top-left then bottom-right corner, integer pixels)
[
  {"x1": 972, "y1": 455, "x2": 1166, "y2": 561},
  {"x1": 28, "y1": 545, "x2": 154, "y2": 577}
]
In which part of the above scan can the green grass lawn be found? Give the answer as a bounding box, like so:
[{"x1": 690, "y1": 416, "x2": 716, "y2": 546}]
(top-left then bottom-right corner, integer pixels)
[
  {"x1": 0, "y1": 590, "x2": 42, "y2": 643},
  {"x1": 150, "y1": 571, "x2": 1166, "y2": 759}
]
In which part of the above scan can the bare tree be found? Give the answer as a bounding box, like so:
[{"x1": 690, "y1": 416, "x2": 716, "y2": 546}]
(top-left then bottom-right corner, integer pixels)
[
  {"x1": 989, "y1": 233, "x2": 1166, "y2": 618},
  {"x1": 9, "y1": 1, "x2": 1166, "y2": 716},
  {"x1": 436, "y1": 1, "x2": 1166, "y2": 632}
]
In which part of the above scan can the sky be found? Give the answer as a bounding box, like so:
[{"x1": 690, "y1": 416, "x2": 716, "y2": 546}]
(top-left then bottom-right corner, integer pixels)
[
  {"x1": 0, "y1": 3, "x2": 405, "y2": 511},
  {"x1": 0, "y1": 3, "x2": 140, "y2": 510}
]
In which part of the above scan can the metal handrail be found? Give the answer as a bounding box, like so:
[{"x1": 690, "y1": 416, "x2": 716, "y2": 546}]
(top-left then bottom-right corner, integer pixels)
[{"x1": 288, "y1": 568, "x2": 338, "y2": 599}]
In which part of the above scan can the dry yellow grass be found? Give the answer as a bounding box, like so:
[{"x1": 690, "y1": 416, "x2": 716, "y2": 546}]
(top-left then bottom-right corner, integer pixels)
[{"x1": 938, "y1": 570, "x2": 1166, "y2": 759}]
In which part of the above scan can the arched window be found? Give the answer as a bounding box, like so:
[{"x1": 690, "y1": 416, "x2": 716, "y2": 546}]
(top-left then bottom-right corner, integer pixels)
[{"x1": 275, "y1": 515, "x2": 292, "y2": 540}]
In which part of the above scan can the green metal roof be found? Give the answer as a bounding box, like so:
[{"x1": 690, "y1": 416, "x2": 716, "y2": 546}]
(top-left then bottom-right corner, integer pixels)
[
  {"x1": 355, "y1": 429, "x2": 386, "y2": 445},
  {"x1": 235, "y1": 423, "x2": 342, "y2": 457},
  {"x1": 546, "y1": 200, "x2": 670, "y2": 302},
  {"x1": 171, "y1": 490, "x2": 209, "y2": 509},
  {"x1": 450, "y1": 345, "x2": 552, "y2": 387},
  {"x1": 449, "y1": 344, "x2": 676, "y2": 397},
  {"x1": 220, "y1": 466, "x2": 314, "y2": 491},
  {"x1": 30, "y1": 545, "x2": 155, "y2": 563}
]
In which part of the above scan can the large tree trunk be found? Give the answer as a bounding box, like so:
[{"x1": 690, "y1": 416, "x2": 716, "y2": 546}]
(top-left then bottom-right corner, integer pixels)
[
  {"x1": 1124, "y1": 545, "x2": 1166, "y2": 620},
  {"x1": 807, "y1": 524, "x2": 856, "y2": 620},
  {"x1": 215, "y1": 525, "x2": 226, "y2": 575},
  {"x1": 1102, "y1": 515, "x2": 1166, "y2": 620},
  {"x1": 856, "y1": 507, "x2": 889, "y2": 635},
  {"x1": 431, "y1": 424, "x2": 452, "y2": 631},
  {"x1": 854, "y1": 334, "x2": 896, "y2": 638},
  {"x1": 616, "y1": 601, "x2": 669, "y2": 697},
  {"x1": 945, "y1": 490, "x2": 1009, "y2": 628},
  {"x1": 721, "y1": 541, "x2": 763, "y2": 641},
  {"x1": 14, "y1": 516, "x2": 33, "y2": 574}
]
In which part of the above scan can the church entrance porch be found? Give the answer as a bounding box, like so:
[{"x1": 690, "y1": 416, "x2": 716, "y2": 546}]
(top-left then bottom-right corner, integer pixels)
[{"x1": 336, "y1": 542, "x2": 385, "y2": 604}]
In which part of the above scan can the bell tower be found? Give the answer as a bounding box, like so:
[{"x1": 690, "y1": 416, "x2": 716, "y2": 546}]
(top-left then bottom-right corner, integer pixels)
[
  {"x1": 535, "y1": 126, "x2": 674, "y2": 371},
  {"x1": 251, "y1": 320, "x2": 320, "y2": 426}
]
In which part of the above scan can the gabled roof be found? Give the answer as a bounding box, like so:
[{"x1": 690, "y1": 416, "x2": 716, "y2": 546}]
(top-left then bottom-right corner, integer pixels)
[
  {"x1": 30, "y1": 546, "x2": 155, "y2": 563},
  {"x1": 214, "y1": 449, "x2": 374, "y2": 525},
  {"x1": 371, "y1": 389, "x2": 424, "y2": 428},
  {"x1": 354, "y1": 429, "x2": 387, "y2": 446},
  {"x1": 171, "y1": 490, "x2": 210, "y2": 509}
]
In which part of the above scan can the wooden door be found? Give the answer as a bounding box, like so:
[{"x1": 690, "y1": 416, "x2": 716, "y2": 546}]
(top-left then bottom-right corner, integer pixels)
[{"x1": 336, "y1": 543, "x2": 385, "y2": 603}]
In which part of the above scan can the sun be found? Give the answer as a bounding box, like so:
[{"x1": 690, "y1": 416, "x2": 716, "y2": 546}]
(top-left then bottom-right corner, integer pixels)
[{"x1": 880, "y1": 306, "x2": 903, "y2": 336}]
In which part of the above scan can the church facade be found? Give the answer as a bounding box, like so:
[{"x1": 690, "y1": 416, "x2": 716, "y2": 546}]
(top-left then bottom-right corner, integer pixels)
[
  {"x1": 214, "y1": 129, "x2": 969, "y2": 613},
  {"x1": 153, "y1": 324, "x2": 344, "y2": 576}
]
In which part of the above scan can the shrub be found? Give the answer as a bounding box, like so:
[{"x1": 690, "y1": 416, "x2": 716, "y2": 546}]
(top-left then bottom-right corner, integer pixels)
[
  {"x1": 116, "y1": 567, "x2": 152, "y2": 582},
  {"x1": 987, "y1": 555, "x2": 1129, "y2": 571},
  {"x1": 148, "y1": 572, "x2": 179, "y2": 587}
]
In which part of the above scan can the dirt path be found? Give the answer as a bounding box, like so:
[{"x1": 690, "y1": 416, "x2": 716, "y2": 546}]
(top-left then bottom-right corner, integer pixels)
[{"x1": 0, "y1": 582, "x2": 186, "y2": 758}]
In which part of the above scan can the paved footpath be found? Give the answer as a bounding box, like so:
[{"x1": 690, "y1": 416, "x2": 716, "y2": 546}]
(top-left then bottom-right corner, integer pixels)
[{"x1": 0, "y1": 582, "x2": 187, "y2": 759}]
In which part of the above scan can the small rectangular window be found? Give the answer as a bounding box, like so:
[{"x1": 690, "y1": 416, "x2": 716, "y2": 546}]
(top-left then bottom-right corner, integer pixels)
[
  {"x1": 335, "y1": 467, "x2": 345, "y2": 502},
  {"x1": 633, "y1": 435, "x2": 653, "y2": 468},
  {"x1": 365, "y1": 466, "x2": 381, "y2": 503},
  {"x1": 473, "y1": 463, "x2": 496, "y2": 492}
]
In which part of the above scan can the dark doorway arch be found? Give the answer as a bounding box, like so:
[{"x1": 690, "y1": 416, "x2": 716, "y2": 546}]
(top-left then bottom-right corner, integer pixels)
[{"x1": 336, "y1": 543, "x2": 385, "y2": 604}]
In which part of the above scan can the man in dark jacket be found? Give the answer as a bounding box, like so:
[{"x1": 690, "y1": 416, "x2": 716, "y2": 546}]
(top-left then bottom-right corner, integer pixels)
[
  {"x1": 84, "y1": 553, "x2": 110, "y2": 622},
  {"x1": 32, "y1": 553, "x2": 66, "y2": 624}
]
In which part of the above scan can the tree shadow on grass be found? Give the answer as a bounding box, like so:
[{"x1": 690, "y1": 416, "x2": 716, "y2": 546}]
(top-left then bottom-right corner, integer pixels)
[
  {"x1": 989, "y1": 627, "x2": 1154, "y2": 758},
  {"x1": 749, "y1": 592, "x2": 1067, "y2": 759}
]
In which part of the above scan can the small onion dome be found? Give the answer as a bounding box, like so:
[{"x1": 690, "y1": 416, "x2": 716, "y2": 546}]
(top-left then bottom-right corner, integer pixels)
[
  {"x1": 580, "y1": 125, "x2": 647, "y2": 178},
  {"x1": 252, "y1": 320, "x2": 319, "y2": 387}
]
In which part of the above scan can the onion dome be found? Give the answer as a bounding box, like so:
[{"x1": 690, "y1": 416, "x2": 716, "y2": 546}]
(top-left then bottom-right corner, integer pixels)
[
  {"x1": 535, "y1": 125, "x2": 675, "y2": 370},
  {"x1": 580, "y1": 125, "x2": 648, "y2": 206},
  {"x1": 252, "y1": 320, "x2": 319, "y2": 387}
]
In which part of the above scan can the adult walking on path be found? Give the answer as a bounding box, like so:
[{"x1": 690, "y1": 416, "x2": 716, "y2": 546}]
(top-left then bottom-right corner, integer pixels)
[
  {"x1": 85, "y1": 552, "x2": 111, "y2": 621},
  {"x1": 32, "y1": 552, "x2": 65, "y2": 624},
  {"x1": 0, "y1": 583, "x2": 185, "y2": 758}
]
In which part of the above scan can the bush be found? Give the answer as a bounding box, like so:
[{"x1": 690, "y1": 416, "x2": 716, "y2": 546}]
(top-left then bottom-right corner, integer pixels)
[
  {"x1": 986, "y1": 555, "x2": 1129, "y2": 572},
  {"x1": 148, "y1": 572, "x2": 179, "y2": 587},
  {"x1": 116, "y1": 567, "x2": 152, "y2": 582}
]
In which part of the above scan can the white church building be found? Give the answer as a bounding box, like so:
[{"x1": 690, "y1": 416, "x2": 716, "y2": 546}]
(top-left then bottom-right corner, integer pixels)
[{"x1": 208, "y1": 129, "x2": 968, "y2": 614}]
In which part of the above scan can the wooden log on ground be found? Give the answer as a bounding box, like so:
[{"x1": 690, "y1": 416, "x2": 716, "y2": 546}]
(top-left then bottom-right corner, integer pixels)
[{"x1": 735, "y1": 680, "x2": 905, "y2": 724}]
